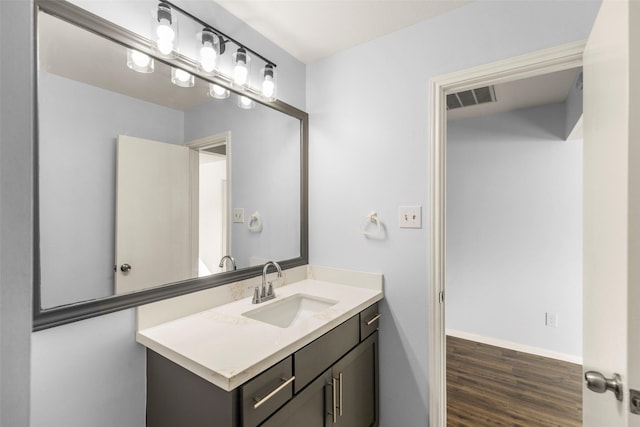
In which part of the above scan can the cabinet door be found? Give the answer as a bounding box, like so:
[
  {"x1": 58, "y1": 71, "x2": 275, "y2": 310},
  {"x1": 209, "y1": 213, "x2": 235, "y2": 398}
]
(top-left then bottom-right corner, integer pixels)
[
  {"x1": 332, "y1": 331, "x2": 379, "y2": 427},
  {"x1": 260, "y1": 370, "x2": 332, "y2": 427}
]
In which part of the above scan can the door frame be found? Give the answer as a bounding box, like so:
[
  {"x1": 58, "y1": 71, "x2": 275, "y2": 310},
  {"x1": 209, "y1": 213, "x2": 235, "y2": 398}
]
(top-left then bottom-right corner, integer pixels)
[
  {"x1": 186, "y1": 131, "x2": 232, "y2": 273},
  {"x1": 427, "y1": 40, "x2": 585, "y2": 427}
]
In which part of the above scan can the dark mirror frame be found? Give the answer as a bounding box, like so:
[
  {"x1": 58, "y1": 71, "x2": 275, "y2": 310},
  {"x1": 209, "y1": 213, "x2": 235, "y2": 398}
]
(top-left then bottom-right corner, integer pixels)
[{"x1": 33, "y1": 0, "x2": 309, "y2": 331}]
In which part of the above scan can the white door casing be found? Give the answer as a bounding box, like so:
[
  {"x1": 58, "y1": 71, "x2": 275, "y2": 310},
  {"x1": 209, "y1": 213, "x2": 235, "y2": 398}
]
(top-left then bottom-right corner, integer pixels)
[
  {"x1": 186, "y1": 131, "x2": 232, "y2": 270},
  {"x1": 115, "y1": 135, "x2": 193, "y2": 294},
  {"x1": 428, "y1": 41, "x2": 584, "y2": 426}
]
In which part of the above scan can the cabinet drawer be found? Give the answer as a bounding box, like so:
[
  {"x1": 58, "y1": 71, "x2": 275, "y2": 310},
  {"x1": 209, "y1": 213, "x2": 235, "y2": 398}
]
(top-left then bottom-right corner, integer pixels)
[
  {"x1": 360, "y1": 303, "x2": 381, "y2": 340},
  {"x1": 294, "y1": 315, "x2": 359, "y2": 393},
  {"x1": 241, "y1": 356, "x2": 293, "y2": 427}
]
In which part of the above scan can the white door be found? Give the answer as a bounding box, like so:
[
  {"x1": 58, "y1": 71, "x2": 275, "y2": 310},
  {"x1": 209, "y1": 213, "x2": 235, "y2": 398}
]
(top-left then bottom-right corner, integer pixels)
[
  {"x1": 582, "y1": 0, "x2": 639, "y2": 425},
  {"x1": 115, "y1": 135, "x2": 193, "y2": 294}
]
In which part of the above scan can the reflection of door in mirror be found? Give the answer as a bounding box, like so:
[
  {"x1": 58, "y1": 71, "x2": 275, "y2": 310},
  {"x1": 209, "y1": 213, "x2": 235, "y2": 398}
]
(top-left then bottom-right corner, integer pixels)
[{"x1": 115, "y1": 135, "x2": 194, "y2": 294}]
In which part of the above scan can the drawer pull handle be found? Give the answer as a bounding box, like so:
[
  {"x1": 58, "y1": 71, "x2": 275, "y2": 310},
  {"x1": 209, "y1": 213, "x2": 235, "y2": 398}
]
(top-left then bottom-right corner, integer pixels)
[
  {"x1": 332, "y1": 377, "x2": 338, "y2": 423},
  {"x1": 253, "y1": 376, "x2": 295, "y2": 409},
  {"x1": 339, "y1": 372, "x2": 343, "y2": 416},
  {"x1": 365, "y1": 313, "x2": 381, "y2": 326}
]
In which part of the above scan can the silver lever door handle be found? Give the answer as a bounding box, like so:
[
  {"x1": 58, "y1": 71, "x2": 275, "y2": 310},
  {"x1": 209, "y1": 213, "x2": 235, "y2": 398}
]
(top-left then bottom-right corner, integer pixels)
[{"x1": 585, "y1": 371, "x2": 623, "y2": 401}]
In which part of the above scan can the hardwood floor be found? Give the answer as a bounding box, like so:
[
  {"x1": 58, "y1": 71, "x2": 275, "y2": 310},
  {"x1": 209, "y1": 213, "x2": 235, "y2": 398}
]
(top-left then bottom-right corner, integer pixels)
[{"x1": 447, "y1": 336, "x2": 583, "y2": 426}]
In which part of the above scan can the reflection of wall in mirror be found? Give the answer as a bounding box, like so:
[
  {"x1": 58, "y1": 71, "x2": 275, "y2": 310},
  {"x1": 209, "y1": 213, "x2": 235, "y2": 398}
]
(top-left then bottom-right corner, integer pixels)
[
  {"x1": 38, "y1": 71, "x2": 184, "y2": 308},
  {"x1": 185, "y1": 99, "x2": 301, "y2": 270},
  {"x1": 40, "y1": 69, "x2": 301, "y2": 309}
]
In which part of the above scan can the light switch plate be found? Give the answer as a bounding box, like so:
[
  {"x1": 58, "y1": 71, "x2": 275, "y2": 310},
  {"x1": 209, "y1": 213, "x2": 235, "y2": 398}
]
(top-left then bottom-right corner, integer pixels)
[
  {"x1": 399, "y1": 206, "x2": 422, "y2": 229},
  {"x1": 233, "y1": 208, "x2": 244, "y2": 223}
]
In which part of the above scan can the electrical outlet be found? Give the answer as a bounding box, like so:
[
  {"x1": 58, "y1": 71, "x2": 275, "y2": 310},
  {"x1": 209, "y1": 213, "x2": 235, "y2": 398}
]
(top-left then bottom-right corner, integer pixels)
[
  {"x1": 233, "y1": 208, "x2": 244, "y2": 223},
  {"x1": 399, "y1": 206, "x2": 422, "y2": 229},
  {"x1": 545, "y1": 312, "x2": 558, "y2": 328}
]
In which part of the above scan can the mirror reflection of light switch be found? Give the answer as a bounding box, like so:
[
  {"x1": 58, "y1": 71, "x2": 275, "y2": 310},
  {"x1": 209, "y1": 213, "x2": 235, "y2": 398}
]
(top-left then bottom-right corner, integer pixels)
[{"x1": 233, "y1": 208, "x2": 244, "y2": 223}]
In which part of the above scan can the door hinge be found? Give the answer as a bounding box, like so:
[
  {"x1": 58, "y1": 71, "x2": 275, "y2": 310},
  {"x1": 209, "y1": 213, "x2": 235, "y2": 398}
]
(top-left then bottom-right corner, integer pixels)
[{"x1": 439, "y1": 291, "x2": 445, "y2": 303}]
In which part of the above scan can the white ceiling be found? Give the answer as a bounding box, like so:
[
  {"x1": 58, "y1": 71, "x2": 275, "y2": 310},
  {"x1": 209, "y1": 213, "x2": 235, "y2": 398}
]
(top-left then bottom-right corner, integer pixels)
[
  {"x1": 214, "y1": 0, "x2": 472, "y2": 64},
  {"x1": 447, "y1": 68, "x2": 581, "y2": 121},
  {"x1": 214, "y1": 0, "x2": 581, "y2": 118}
]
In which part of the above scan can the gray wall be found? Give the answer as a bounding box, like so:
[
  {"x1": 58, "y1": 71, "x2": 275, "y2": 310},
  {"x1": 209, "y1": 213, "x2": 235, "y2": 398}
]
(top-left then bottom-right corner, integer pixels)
[
  {"x1": 185, "y1": 99, "x2": 301, "y2": 268},
  {"x1": 38, "y1": 72, "x2": 184, "y2": 308},
  {"x1": 1, "y1": 0, "x2": 33, "y2": 425},
  {"x1": 306, "y1": 1, "x2": 599, "y2": 425},
  {"x1": 446, "y1": 104, "x2": 583, "y2": 358}
]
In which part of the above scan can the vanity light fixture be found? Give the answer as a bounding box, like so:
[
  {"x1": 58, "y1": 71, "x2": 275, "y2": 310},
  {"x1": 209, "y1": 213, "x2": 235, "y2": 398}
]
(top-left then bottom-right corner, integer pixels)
[
  {"x1": 154, "y1": 2, "x2": 177, "y2": 56},
  {"x1": 232, "y1": 47, "x2": 250, "y2": 87},
  {"x1": 171, "y1": 67, "x2": 195, "y2": 87},
  {"x1": 261, "y1": 64, "x2": 276, "y2": 100},
  {"x1": 126, "y1": 49, "x2": 154, "y2": 73},
  {"x1": 149, "y1": 1, "x2": 278, "y2": 101},
  {"x1": 199, "y1": 28, "x2": 221, "y2": 73},
  {"x1": 209, "y1": 83, "x2": 230, "y2": 99},
  {"x1": 237, "y1": 95, "x2": 255, "y2": 109}
]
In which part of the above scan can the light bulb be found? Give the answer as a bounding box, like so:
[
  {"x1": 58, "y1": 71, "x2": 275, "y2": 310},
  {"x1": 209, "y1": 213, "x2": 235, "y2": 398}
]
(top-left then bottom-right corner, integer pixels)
[
  {"x1": 157, "y1": 39, "x2": 174, "y2": 55},
  {"x1": 262, "y1": 77, "x2": 274, "y2": 98},
  {"x1": 199, "y1": 29, "x2": 217, "y2": 73},
  {"x1": 126, "y1": 49, "x2": 154, "y2": 73},
  {"x1": 260, "y1": 64, "x2": 276, "y2": 100},
  {"x1": 156, "y1": 20, "x2": 175, "y2": 42},
  {"x1": 234, "y1": 64, "x2": 248, "y2": 86},
  {"x1": 171, "y1": 68, "x2": 194, "y2": 87},
  {"x1": 232, "y1": 48, "x2": 250, "y2": 87},
  {"x1": 238, "y1": 95, "x2": 255, "y2": 109},
  {"x1": 209, "y1": 84, "x2": 230, "y2": 99},
  {"x1": 131, "y1": 51, "x2": 151, "y2": 68},
  {"x1": 175, "y1": 69, "x2": 190, "y2": 82},
  {"x1": 200, "y1": 46, "x2": 216, "y2": 73},
  {"x1": 155, "y1": 3, "x2": 176, "y2": 56}
]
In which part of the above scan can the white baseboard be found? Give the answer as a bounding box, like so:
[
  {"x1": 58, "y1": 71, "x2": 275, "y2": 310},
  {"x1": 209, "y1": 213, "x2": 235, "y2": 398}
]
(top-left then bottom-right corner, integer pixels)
[{"x1": 446, "y1": 328, "x2": 583, "y2": 365}]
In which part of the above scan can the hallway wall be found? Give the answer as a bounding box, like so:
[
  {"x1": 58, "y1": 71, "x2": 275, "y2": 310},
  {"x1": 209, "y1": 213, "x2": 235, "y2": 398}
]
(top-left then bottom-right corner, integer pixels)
[{"x1": 446, "y1": 104, "x2": 583, "y2": 359}]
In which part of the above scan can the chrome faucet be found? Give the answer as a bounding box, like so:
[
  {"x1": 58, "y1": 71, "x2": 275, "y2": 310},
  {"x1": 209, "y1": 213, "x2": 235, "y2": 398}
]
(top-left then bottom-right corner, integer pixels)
[
  {"x1": 218, "y1": 255, "x2": 236, "y2": 271},
  {"x1": 252, "y1": 261, "x2": 282, "y2": 304}
]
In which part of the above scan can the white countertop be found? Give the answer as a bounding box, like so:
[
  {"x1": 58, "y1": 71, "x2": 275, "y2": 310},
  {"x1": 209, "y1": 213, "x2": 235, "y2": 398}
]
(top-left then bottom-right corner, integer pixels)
[{"x1": 136, "y1": 279, "x2": 383, "y2": 391}]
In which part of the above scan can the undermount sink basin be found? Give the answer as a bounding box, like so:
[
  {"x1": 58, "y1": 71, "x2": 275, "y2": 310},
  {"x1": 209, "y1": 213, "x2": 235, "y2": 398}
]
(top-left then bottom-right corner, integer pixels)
[{"x1": 242, "y1": 294, "x2": 338, "y2": 328}]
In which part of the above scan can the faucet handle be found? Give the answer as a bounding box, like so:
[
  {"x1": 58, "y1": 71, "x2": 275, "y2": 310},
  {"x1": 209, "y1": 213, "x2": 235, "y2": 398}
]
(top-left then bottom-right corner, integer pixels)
[
  {"x1": 252, "y1": 286, "x2": 260, "y2": 304},
  {"x1": 267, "y1": 281, "x2": 275, "y2": 297}
]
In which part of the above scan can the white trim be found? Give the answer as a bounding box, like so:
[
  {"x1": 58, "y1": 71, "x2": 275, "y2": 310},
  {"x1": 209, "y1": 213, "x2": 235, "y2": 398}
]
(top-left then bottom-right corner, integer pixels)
[
  {"x1": 428, "y1": 40, "x2": 585, "y2": 427},
  {"x1": 446, "y1": 329, "x2": 583, "y2": 365}
]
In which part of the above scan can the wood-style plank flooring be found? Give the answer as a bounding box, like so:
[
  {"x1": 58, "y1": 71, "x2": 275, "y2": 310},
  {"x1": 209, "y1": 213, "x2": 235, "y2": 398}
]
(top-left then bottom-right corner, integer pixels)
[{"x1": 447, "y1": 336, "x2": 582, "y2": 427}]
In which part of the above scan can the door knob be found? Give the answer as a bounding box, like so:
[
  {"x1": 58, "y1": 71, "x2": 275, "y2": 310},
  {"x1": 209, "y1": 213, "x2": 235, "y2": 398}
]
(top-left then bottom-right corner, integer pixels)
[
  {"x1": 120, "y1": 263, "x2": 132, "y2": 272},
  {"x1": 585, "y1": 371, "x2": 623, "y2": 401}
]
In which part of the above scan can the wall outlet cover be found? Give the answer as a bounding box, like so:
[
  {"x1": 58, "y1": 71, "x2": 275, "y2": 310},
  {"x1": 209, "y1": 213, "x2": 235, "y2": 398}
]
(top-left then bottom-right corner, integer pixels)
[
  {"x1": 399, "y1": 206, "x2": 422, "y2": 229},
  {"x1": 545, "y1": 312, "x2": 558, "y2": 328},
  {"x1": 233, "y1": 208, "x2": 244, "y2": 223}
]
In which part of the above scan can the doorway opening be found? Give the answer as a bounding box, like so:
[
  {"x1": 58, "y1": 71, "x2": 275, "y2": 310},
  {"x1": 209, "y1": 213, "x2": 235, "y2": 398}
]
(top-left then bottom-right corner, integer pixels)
[
  {"x1": 428, "y1": 41, "x2": 585, "y2": 426},
  {"x1": 187, "y1": 131, "x2": 232, "y2": 275}
]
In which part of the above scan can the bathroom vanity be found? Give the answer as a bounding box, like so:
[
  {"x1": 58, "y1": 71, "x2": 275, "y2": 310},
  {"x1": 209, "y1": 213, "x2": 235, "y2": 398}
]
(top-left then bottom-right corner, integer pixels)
[{"x1": 137, "y1": 274, "x2": 383, "y2": 427}]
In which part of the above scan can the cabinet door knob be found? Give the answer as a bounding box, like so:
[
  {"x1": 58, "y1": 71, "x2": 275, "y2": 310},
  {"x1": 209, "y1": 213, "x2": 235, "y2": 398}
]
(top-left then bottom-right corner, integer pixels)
[{"x1": 120, "y1": 264, "x2": 132, "y2": 273}]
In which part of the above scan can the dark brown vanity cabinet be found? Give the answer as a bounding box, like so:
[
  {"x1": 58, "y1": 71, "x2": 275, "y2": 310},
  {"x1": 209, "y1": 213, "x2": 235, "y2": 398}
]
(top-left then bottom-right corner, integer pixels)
[
  {"x1": 146, "y1": 303, "x2": 380, "y2": 427},
  {"x1": 262, "y1": 331, "x2": 379, "y2": 427}
]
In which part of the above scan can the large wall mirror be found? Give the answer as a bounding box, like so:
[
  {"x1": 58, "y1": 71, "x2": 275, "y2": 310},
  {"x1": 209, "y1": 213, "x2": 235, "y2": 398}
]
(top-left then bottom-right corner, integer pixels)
[{"x1": 34, "y1": 0, "x2": 308, "y2": 330}]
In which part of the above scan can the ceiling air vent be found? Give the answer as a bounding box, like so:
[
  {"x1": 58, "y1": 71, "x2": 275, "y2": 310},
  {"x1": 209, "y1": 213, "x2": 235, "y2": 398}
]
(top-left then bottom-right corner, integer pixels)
[{"x1": 447, "y1": 86, "x2": 496, "y2": 110}]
